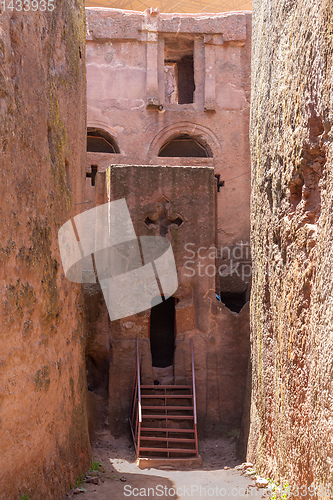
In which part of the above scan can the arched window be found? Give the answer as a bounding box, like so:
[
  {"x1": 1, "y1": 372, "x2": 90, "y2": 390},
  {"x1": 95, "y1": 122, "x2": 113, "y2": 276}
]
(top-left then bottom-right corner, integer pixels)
[
  {"x1": 158, "y1": 134, "x2": 211, "y2": 157},
  {"x1": 87, "y1": 128, "x2": 120, "y2": 153}
]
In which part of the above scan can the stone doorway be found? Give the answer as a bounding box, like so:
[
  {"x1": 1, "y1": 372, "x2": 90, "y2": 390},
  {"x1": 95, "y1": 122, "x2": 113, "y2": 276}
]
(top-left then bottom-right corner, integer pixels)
[{"x1": 150, "y1": 296, "x2": 176, "y2": 385}]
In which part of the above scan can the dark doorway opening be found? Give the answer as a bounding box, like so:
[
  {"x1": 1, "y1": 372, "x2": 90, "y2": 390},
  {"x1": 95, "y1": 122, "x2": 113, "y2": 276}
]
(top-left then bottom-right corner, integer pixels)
[
  {"x1": 164, "y1": 37, "x2": 195, "y2": 105},
  {"x1": 164, "y1": 56, "x2": 195, "y2": 104},
  {"x1": 220, "y1": 290, "x2": 247, "y2": 313},
  {"x1": 177, "y1": 55, "x2": 195, "y2": 104},
  {"x1": 150, "y1": 296, "x2": 175, "y2": 368}
]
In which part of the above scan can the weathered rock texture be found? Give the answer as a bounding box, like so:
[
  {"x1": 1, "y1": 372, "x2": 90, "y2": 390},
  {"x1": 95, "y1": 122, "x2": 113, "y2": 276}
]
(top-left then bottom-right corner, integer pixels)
[
  {"x1": 248, "y1": 0, "x2": 333, "y2": 496},
  {"x1": 0, "y1": 6, "x2": 90, "y2": 499}
]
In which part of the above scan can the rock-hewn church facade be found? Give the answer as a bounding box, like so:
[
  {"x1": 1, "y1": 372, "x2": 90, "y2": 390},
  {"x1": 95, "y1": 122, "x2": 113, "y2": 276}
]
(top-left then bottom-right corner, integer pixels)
[{"x1": 84, "y1": 7, "x2": 252, "y2": 440}]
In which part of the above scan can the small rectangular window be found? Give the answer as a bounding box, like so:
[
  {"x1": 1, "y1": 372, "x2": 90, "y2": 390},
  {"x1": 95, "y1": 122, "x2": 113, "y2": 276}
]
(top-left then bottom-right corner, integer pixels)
[{"x1": 164, "y1": 38, "x2": 195, "y2": 104}]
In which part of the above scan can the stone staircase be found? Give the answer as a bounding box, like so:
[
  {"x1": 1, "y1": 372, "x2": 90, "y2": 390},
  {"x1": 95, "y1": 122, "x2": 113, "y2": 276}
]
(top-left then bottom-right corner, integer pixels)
[{"x1": 129, "y1": 340, "x2": 201, "y2": 468}]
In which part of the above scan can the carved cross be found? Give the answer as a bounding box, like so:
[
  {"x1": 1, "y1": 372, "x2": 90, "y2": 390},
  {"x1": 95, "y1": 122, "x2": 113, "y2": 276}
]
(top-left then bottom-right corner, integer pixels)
[{"x1": 144, "y1": 198, "x2": 183, "y2": 237}]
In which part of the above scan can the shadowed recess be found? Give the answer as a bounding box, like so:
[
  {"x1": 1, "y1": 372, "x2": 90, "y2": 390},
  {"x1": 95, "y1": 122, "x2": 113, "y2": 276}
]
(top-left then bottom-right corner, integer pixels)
[
  {"x1": 150, "y1": 296, "x2": 175, "y2": 368},
  {"x1": 158, "y1": 134, "x2": 211, "y2": 157},
  {"x1": 87, "y1": 128, "x2": 120, "y2": 153}
]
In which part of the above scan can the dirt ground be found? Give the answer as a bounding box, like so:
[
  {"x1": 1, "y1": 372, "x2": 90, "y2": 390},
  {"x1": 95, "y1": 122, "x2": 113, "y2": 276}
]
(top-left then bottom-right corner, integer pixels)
[{"x1": 66, "y1": 431, "x2": 268, "y2": 500}]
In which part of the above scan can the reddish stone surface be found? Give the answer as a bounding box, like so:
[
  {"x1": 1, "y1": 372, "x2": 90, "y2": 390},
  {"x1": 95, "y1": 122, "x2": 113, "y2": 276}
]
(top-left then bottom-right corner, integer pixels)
[
  {"x1": 248, "y1": 0, "x2": 333, "y2": 495},
  {"x1": 0, "y1": 6, "x2": 90, "y2": 499}
]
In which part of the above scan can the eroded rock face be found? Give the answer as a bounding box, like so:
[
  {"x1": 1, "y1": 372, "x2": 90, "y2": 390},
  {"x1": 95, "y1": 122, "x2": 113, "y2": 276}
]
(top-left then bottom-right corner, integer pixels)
[
  {"x1": 0, "y1": 6, "x2": 90, "y2": 499},
  {"x1": 248, "y1": 0, "x2": 333, "y2": 494}
]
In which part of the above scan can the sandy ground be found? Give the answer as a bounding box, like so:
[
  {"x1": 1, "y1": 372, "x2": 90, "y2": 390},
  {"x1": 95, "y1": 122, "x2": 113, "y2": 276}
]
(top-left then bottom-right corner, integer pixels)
[{"x1": 67, "y1": 431, "x2": 268, "y2": 500}]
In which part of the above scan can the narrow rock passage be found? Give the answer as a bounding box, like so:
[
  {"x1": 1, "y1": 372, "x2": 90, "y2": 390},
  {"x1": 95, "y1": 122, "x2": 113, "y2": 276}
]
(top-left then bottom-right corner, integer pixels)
[{"x1": 67, "y1": 432, "x2": 267, "y2": 499}]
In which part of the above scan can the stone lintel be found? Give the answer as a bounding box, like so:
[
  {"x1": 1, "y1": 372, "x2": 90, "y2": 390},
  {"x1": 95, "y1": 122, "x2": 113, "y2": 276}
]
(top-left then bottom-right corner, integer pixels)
[{"x1": 86, "y1": 8, "x2": 247, "y2": 43}]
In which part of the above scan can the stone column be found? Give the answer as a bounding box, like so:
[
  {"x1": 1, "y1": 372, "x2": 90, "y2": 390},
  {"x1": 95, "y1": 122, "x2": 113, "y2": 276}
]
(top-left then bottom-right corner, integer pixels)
[
  {"x1": 143, "y1": 11, "x2": 160, "y2": 107},
  {"x1": 204, "y1": 35, "x2": 216, "y2": 111},
  {"x1": 193, "y1": 36, "x2": 205, "y2": 108}
]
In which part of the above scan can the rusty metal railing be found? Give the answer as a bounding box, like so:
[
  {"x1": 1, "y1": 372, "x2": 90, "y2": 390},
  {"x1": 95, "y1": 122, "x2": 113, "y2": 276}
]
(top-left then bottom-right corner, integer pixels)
[
  {"x1": 130, "y1": 338, "x2": 199, "y2": 459},
  {"x1": 137, "y1": 339, "x2": 142, "y2": 455},
  {"x1": 129, "y1": 339, "x2": 141, "y2": 456},
  {"x1": 191, "y1": 338, "x2": 199, "y2": 456}
]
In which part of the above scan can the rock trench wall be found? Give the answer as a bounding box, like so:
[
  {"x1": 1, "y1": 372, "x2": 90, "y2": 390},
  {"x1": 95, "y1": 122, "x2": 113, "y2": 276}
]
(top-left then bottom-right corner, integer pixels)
[
  {"x1": 248, "y1": 0, "x2": 333, "y2": 496},
  {"x1": 0, "y1": 5, "x2": 90, "y2": 499}
]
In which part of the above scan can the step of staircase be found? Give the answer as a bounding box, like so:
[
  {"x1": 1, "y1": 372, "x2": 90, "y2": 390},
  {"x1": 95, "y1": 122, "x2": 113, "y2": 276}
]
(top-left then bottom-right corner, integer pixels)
[
  {"x1": 141, "y1": 436, "x2": 196, "y2": 443},
  {"x1": 137, "y1": 384, "x2": 200, "y2": 467},
  {"x1": 141, "y1": 385, "x2": 192, "y2": 389},
  {"x1": 131, "y1": 341, "x2": 201, "y2": 469},
  {"x1": 137, "y1": 456, "x2": 202, "y2": 469},
  {"x1": 141, "y1": 394, "x2": 193, "y2": 399},
  {"x1": 142, "y1": 414, "x2": 194, "y2": 419},
  {"x1": 142, "y1": 406, "x2": 194, "y2": 411},
  {"x1": 140, "y1": 427, "x2": 195, "y2": 433}
]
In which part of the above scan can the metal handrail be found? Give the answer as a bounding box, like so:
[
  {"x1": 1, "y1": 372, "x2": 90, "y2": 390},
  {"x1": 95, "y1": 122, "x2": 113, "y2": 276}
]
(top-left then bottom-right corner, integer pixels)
[
  {"x1": 129, "y1": 352, "x2": 137, "y2": 426},
  {"x1": 136, "y1": 339, "x2": 142, "y2": 457},
  {"x1": 129, "y1": 342, "x2": 138, "y2": 452},
  {"x1": 137, "y1": 338, "x2": 142, "y2": 424},
  {"x1": 190, "y1": 339, "x2": 197, "y2": 425},
  {"x1": 129, "y1": 339, "x2": 142, "y2": 456},
  {"x1": 191, "y1": 338, "x2": 199, "y2": 456}
]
